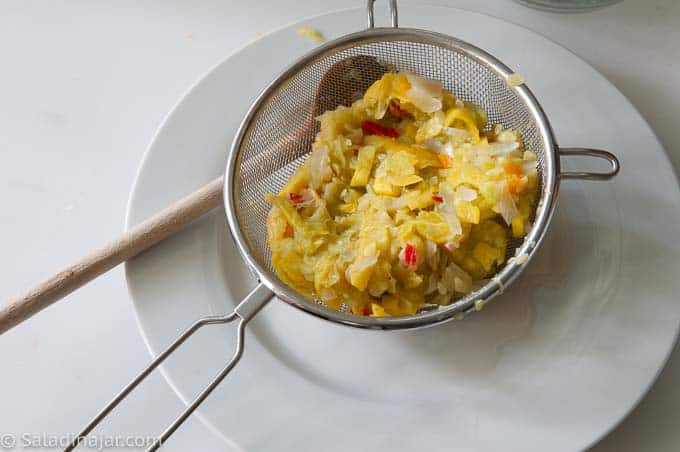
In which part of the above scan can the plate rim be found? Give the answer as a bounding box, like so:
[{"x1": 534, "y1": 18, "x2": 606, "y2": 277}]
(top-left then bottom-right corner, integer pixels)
[{"x1": 123, "y1": 4, "x2": 680, "y2": 451}]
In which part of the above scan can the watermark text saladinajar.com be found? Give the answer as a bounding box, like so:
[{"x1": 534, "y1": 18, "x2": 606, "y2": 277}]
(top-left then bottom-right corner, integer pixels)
[{"x1": 0, "y1": 433, "x2": 160, "y2": 450}]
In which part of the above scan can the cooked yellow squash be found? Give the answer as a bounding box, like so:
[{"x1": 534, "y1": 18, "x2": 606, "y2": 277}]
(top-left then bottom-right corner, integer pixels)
[{"x1": 266, "y1": 71, "x2": 538, "y2": 317}]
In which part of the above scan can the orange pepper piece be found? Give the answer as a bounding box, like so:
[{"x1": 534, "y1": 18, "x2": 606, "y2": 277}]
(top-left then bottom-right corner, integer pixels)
[
  {"x1": 508, "y1": 175, "x2": 528, "y2": 195},
  {"x1": 504, "y1": 162, "x2": 523, "y2": 176}
]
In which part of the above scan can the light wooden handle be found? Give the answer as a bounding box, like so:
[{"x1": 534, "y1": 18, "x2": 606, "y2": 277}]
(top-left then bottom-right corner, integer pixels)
[{"x1": 0, "y1": 176, "x2": 225, "y2": 335}]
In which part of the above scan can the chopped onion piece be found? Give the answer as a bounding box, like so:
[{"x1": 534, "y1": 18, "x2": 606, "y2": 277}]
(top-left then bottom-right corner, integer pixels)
[
  {"x1": 456, "y1": 185, "x2": 478, "y2": 202},
  {"x1": 404, "y1": 72, "x2": 443, "y2": 113},
  {"x1": 425, "y1": 239, "x2": 439, "y2": 270},
  {"x1": 494, "y1": 181, "x2": 518, "y2": 225},
  {"x1": 488, "y1": 141, "x2": 520, "y2": 156},
  {"x1": 443, "y1": 127, "x2": 472, "y2": 142},
  {"x1": 423, "y1": 138, "x2": 454, "y2": 156},
  {"x1": 438, "y1": 183, "x2": 463, "y2": 239},
  {"x1": 309, "y1": 146, "x2": 332, "y2": 189}
]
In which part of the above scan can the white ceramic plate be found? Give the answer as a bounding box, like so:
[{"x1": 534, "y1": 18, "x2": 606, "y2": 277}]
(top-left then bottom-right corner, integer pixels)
[{"x1": 125, "y1": 5, "x2": 680, "y2": 452}]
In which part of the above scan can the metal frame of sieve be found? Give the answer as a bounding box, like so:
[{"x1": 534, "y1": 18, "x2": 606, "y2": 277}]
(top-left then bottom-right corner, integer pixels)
[
  {"x1": 67, "y1": 1, "x2": 619, "y2": 450},
  {"x1": 224, "y1": 7, "x2": 619, "y2": 331}
]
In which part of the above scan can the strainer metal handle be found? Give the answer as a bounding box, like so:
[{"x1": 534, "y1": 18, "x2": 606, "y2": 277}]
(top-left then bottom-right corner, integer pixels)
[
  {"x1": 367, "y1": 0, "x2": 398, "y2": 28},
  {"x1": 559, "y1": 147, "x2": 621, "y2": 181},
  {"x1": 65, "y1": 284, "x2": 273, "y2": 452}
]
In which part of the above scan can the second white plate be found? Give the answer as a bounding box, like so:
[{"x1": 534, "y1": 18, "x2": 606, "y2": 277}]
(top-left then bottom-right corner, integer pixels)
[{"x1": 126, "y1": 5, "x2": 680, "y2": 452}]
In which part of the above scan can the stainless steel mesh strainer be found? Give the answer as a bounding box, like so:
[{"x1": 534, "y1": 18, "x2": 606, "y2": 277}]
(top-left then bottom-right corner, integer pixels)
[{"x1": 69, "y1": 1, "x2": 619, "y2": 449}]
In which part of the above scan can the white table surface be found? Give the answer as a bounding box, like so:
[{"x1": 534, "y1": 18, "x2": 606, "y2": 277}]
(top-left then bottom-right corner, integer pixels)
[{"x1": 1, "y1": 1, "x2": 678, "y2": 451}]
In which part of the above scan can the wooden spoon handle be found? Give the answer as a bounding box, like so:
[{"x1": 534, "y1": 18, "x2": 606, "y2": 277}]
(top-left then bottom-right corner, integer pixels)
[{"x1": 0, "y1": 176, "x2": 225, "y2": 335}]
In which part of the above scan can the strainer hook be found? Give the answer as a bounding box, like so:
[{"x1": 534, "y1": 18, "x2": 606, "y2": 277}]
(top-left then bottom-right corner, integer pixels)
[
  {"x1": 559, "y1": 147, "x2": 620, "y2": 181},
  {"x1": 367, "y1": 0, "x2": 398, "y2": 28}
]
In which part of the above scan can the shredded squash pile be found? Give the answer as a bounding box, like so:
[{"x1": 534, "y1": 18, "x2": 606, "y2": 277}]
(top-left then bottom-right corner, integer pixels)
[{"x1": 266, "y1": 71, "x2": 538, "y2": 317}]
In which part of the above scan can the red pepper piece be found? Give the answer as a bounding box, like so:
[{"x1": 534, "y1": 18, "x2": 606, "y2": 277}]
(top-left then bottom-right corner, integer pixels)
[
  {"x1": 432, "y1": 195, "x2": 444, "y2": 203},
  {"x1": 404, "y1": 243, "x2": 417, "y2": 267},
  {"x1": 362, "y1": 305, "x2": 372, "y2": 316},
  {"x1": 361, "y1": 121, "x2": 399, "y2": 138},
  {"x1": 288, "y1": 192, "x2": 303, "y2": 203}
]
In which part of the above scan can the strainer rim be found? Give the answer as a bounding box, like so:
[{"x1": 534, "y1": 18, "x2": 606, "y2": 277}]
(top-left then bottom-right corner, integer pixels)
[{"x1": 224, "y1": 27, "x2": 559, "y2": 330}]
